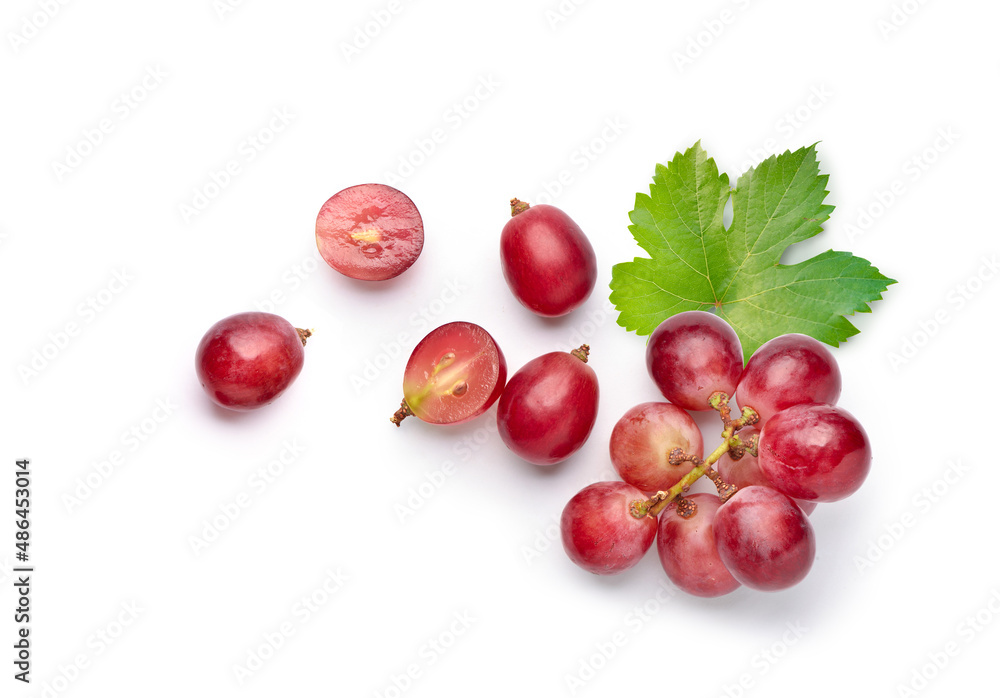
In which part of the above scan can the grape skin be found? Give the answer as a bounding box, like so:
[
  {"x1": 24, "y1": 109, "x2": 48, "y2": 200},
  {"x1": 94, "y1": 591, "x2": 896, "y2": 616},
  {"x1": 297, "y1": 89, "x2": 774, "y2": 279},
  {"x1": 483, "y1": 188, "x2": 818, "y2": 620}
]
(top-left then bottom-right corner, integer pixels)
[
  {"x1": 561, "y1": 481, "x2": 656, "y2": 575},
  {"x1": 657, "y1": 493, "x2": 741, "y2": 598},
  {"x1": 716, "y1": 428, "x2": 817, "y2": 515},
  {"x1": 499, "y1": 202, "x2": 597, "y2": 317},
  {"x1": 610, "y1": 402, "x2": 704, "y2": 495},
  {"x1": 714, "y1": 486, "x2": 816, "y2": 592},
  {"x1": 646, "y1": 311, "x2": 743, "y2": 411},
  {"x1": 758, "y1": 403, "x2": 871, "y2": 503},
  {"x1": 497, "y1": 350, "x2": 598, "y2": 465},
  {"x1": 735, "y1": 334, "x2": 842, "y2": 426},
  {"x1": 195, "y1": 312, "x2": 306, "y2": 411}
]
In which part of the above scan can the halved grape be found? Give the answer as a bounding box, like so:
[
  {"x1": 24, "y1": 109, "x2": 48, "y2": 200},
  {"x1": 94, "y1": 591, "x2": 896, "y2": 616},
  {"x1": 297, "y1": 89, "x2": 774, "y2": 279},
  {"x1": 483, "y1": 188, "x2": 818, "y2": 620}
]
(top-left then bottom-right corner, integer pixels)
[
  {"x1": 610, "y1": 402, "x2": 704, "y2": 494},
  {"x1": 391, "y1": 322, "x2": 506, "y2": 426},
  {"x1": 714, "y1": 486, "x2": 816, "y2": 592},
  {"x1": 496, "y1": 346, "x2": 598, "y2": 465},
  {"x1": 758, "y1": 403, "x2": 871, "y2": 503},
  {"x1": 657, "y1": 494, "x2": 740, "y2": 597},
  {"x1": 195, "y1": 312, "x2": 309, "y2": 411},
  {"x1": 646, "y1": 311, "x2": 743, "y2": 411},
  {"x1": 316, "y1": 183, "x2": 423, "y2": 281},
  {"x1": 735, "y1": 334, "x2": 841, "y2": 426},
  {"x1": 561, "y1": 481, "x2": 656, "y2": 575}
]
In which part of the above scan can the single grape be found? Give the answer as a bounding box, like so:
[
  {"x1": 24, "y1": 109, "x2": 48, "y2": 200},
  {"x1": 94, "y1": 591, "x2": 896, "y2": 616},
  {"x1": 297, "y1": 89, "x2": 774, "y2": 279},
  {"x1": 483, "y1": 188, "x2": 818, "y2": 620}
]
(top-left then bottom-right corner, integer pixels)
[
  {"x1": 716, "y1": 429, "x2": 817, "y2": 515},
  {"x1": 757, "y1": 403, "x2": 871, "y2": 503},
  {"x1": 496, "y1": 346, "x2": 598, "y2": 465},
  {"x1": 735, "y1": 334, "x2": 841, "y2": 426},
  {"x1": 646, "y1": 311, "x2": 743, "y2": 411},
  {"x1": 610, "y1": 402, "x2": 704, "y2": 494},
  {"x1": 391, "y1": 322, "x2": 506, "y2": 426},
  {"x1": 657, "y1": 493, "x2": 741, "y2": 598},
  {"x1": 713, "y1": 486, "x2": 816, "y2": 591},
  {"x1": 561, "y1": 481, "x2": 656, "y2": 575},
  {"x1": 499, "y1": 199, "x2": 597, "y2": 317},
  {"x1": 315, "y1": 183, "x2": 423, "y2": 281},
  {"x1": 195, "y1": 312, "x2": 309, "y2": 411}
]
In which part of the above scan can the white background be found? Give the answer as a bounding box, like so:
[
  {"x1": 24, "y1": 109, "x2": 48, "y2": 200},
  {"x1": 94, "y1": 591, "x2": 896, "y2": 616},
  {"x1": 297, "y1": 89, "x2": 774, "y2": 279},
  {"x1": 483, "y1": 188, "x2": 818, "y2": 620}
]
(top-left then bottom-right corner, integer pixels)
[{"x1": 2, "y1": 1, "x2": 998, "y2": 696}]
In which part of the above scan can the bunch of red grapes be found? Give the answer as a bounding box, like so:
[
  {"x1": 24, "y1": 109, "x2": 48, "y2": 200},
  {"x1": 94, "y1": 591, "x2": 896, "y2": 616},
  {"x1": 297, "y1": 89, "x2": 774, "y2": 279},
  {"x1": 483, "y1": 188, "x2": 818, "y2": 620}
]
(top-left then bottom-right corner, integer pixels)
[
  {"x1": 191, "y1": 182, "x2": 871, "y2": 597},
  {"x1": 562, "y1": 312, "x2": 871, "y2": 595}
]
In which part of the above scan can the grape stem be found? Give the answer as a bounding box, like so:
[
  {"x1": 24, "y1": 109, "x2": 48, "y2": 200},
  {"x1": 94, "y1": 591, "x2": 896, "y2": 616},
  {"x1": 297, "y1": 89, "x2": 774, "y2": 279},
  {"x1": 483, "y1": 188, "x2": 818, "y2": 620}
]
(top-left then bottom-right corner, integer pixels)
[
  {"x1": 630, "y1": 394, "x2": 759, "y2": 519},
  {"x1": 390, "y1": 400, "x2": 413, "y2": 427},
  {"x1": 509, "y1": 198, "x2": 531, "y2": 217}
]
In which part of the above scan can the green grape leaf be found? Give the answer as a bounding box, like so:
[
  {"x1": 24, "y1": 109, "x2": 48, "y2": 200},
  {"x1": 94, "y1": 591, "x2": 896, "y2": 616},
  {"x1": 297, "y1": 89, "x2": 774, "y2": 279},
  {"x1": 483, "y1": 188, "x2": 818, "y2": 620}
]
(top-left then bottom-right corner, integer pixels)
[{"x1": 610, "y1": 142, "x2": 896, "y2": 360}]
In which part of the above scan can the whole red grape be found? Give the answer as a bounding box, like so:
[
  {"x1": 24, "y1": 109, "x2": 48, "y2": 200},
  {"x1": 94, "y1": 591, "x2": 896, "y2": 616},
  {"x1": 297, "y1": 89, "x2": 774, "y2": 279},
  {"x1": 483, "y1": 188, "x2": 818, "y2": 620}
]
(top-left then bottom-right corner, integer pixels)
[
  {"x1": 499, "y1": 199, "x2": 597, "y2": 317},
  {"x1": 196, "y1": 312, "x2": 309, "y2": 411}
]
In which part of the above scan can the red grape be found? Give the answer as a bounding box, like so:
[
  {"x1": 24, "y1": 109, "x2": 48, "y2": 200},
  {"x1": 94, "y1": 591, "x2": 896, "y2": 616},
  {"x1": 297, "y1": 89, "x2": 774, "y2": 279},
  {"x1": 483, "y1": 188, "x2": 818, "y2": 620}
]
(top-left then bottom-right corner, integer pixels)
[
  {"x1": 610, "y1": 402, "x2": 704, "y2": 494},
  {"x1": 391, "y1": 322, "x2": 506, "y2": 426},
  {"x1": 646, "y1": 311, "x2": 743, "y2": 411},
  {"x1": 499, "y1": 199, "x2": 597, "y2": 317},
  {"x1": 714, "y1": 486, "x2": 816, "y2": 591},
  {"x1": 561, "y1": 481, "x2": 656, "y2": 575},
  {"x1": 496, "y1": 346, "x2": 599, "y2": 465},
  {"x1": 716, "y1": 429, "x2": 817, "y2": 515},
  {"x1": 657, "y1": 494, "x2": 741, "y2": 597},
  {"x1": 758, "y1": 403, "x2": 871, "y2": 503},
  {"x1": 195, "y1": 312, "x2": 309, "y2": 411},
  {"x1": 735, "y1": 334, "x2": 841, "y2": 426},
  {"x1": 315, "y1": 183, "x2": 423, "y2": 281}
]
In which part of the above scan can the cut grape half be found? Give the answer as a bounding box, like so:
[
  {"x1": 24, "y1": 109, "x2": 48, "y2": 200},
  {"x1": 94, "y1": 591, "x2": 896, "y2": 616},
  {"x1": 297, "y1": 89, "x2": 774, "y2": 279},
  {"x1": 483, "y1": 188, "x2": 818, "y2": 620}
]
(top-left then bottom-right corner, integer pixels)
[
  {"x1": 391, "y1": 321, "x2": 506, "y2": 426},
  {"x1": 316, "y1": 183, "x2": 424, "y2": 281}
]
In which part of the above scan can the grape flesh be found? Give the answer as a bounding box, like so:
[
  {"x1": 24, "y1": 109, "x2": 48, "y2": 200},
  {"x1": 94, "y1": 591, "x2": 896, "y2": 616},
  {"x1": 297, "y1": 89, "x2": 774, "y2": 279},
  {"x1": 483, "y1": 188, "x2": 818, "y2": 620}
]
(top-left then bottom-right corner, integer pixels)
[
  {"x1": 195, "y1": 312, "x2": 307, "y2": 411},
  {"x1": 610, "y1": 402, "x2": 704, "y2": 494},
  {"x1": 758, "y1": 403, "x2": 871, "y2": 503},
  {"x1": 713, "y1": 486, "x2": 816, "y2": 591},
  {"x1": 646, "y1": 311, "x2": 743, "y2": 411},
  {"x1": 499, "y1": 200, "x2": 597, "y2": 317},
  {"x1": 395, "y1": 322, "x2": 506, "y2": 426},
  {"x1": 716, "y1": 428, "x2": 817, "y2": 515},
  {"x1": 735, "y1": 334, "x2": 842, "y2": 426},
  {"x1": 315, "y1": 183, "x2": 424, "y2": 281},
  {"x1": 561, "y1": 481, "x2": 656, "y2": 575},
  {"x1": 496, "y1": 347, "x2": 598, "y2": 465},
  {"x1": 657, "y1": 493, "x2": 741, "y2": 597}
]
